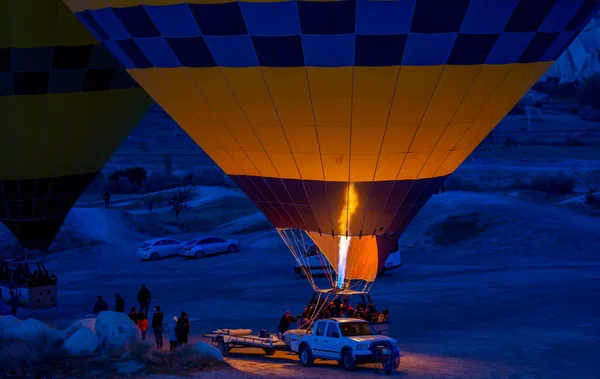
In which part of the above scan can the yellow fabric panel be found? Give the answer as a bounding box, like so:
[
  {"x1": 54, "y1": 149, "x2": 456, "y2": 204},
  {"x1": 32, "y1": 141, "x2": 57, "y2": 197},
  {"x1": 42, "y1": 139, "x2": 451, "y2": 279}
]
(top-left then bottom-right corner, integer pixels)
[
  {"x1": 205, "y1": 149, "x2": 242, "y2": 175},
  {"x1": 245, "y1": 151, "x2": 279, "y2": 178},
  {"x1": 271, "y1": 96, "x2": 315, "y2": 126},
  {"x1": 282, "y1": 126, "x2": 320, "y2": 154},
  {"x1": 470, "y1": 64, "x2": 513, "y2": 94},
  {"x1": 435, "y1": 123, "x2": 472, "y2": 152},
  {"x1": 380, "y1": 126, "x2": 418, "y2": 154},
  {"x1": 410, "y1": 124, "x2": 447, "y2": 153},
  {"x1": 349, "y1": 154, "x2": 379, "y2": 182},
  {"x1": 396, "y1": 66, "x2": 444, "y2": 96},
  {"x1": 421, "y1": 94, "x2": 464, "y2": 125},
  {"x1": 352, "y1": 97, "x2": 394, "y2": 126},
  {"x1": 268, "y1": 152, "x2": 300, "y2": 179},
  {"x1": 435, "y1": 65, "x2": 482, "y2": 95},
  {"x1": 417, "y1": 150, "x2": 451, "y2": 179},
  {"x1": 9, "y1": 0, "x2": 58, "y2": 48},
  {"x1": 312, "y1": 97, "x2": 352, "y2": 126},
  {"x1": 220, "y1": 67, "x2": 281, "y2": 126},
  {"x1": 6, "y1": 0, "x2": 97, "y2": 47},
  {"x1": 388, "y1": 95, "x2": 431, "y2": 126},
  {"x1": 309, "y1": 232, "x2": 379, "y2": 283},
  {"x1": 452, "y1": 94, "x2": 492, "y2": 123},
  {"x1": 321, "y1": 154, "x2": 349, "y2": 182},
  {"x1": 0, "y1": 1, "x2": 9, "y2": 48},
  {"x1": 294, "y1": 153, "x2": 324, "y2": 181},
  {"x1": 353, "y1": 67, "x2": 399, "y2": 97},
  {"x1": 351, "y1": 126, "x2": 385, "y2": 155},
  {"x1": 253, "y1": 126, "x2": 292, "y2": 154},
  {"x1": 0, "y1": 89, "x2": 150, "y2": 180},
  {"x1": 374, "y1": 154, "x2": 406, "y2": 181},
  {"x1": 435, "y1": 149, "x2": 469, "y2": 177},
  {"x1": 397, "y1": 153, "x2": 430, "y2": 180},
  {"x1": 317, "y1": 126, "x2": 350, "y2": 155},
  {"x1": 130, "y1": 63, "x2": 549, "y2": 182},
  {"x1": 308, "y1": 67, "x2": 353, "y2": 99}
]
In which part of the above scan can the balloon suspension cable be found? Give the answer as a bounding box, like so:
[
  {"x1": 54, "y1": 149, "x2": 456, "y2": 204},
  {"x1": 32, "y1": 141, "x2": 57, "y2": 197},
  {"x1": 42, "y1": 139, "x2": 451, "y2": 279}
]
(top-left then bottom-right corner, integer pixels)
[{"x1": 277, "y1": 228, "x2": 318, "y2": 291}]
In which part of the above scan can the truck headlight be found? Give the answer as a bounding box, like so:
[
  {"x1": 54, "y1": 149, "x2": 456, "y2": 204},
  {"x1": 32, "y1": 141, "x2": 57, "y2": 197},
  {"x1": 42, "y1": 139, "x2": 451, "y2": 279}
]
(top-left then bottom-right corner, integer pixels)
[{"x1": 356, "y1": 343, "x2": 369, "y2": 350}]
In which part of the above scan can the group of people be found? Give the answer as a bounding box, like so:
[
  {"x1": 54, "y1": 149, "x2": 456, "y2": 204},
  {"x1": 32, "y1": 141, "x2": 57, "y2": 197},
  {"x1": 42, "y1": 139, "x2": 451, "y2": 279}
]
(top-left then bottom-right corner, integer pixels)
[
  {"x1": 278, "y1": 299, "x2": 390, "y2": 333},
  {"x1": 92, "y1": 284, "x2": 191, "y2": 351},
  {"x1": 0, "y1": 261, "x2": 57, "y2": 288}
]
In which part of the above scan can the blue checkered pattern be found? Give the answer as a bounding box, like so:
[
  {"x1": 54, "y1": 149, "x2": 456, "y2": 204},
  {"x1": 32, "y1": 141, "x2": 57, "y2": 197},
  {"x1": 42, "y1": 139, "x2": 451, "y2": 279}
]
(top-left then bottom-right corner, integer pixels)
[{"x1": 75, "y1": 0, "x2": 600, "y2": 69}]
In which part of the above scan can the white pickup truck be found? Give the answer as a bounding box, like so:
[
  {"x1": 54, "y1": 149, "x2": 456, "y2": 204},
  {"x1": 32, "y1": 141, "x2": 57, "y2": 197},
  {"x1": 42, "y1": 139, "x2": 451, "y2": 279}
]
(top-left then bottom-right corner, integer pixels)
[{"x1": 294, "y1": 318, "x2": 400, "y2": 371}]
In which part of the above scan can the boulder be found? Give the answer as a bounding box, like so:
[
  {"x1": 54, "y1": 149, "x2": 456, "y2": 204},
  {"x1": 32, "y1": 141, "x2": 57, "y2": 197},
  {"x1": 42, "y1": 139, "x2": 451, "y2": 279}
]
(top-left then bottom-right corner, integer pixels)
[
  {"x1": 192, "y1": 341, "x2": 224, "y2": 361},
  {"x1": 65, "y1": 318, "x2": 97, "y2": 335},
  {"x1": 63, "y1": 328, "x2": 100, "y2": 356},
  {"x1": 0, "y1": 315, "x2": 21, "y2": 340},
  {"x1": 46, "y1": 327, "x2": 68, "y2": 348},
  {"x1": 94, "y1": 311, "x2": 141, "y2": 350},
  {"x1": 2, "y1": 318, "x2": 48, "y2": 343}
]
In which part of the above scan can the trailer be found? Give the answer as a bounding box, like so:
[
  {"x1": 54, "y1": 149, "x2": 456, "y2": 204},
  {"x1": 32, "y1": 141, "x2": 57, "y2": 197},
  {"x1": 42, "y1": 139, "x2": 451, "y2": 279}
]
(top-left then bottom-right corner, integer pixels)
[{"x1": 203, "y1": 329, "x2": 288, "y2": 356}]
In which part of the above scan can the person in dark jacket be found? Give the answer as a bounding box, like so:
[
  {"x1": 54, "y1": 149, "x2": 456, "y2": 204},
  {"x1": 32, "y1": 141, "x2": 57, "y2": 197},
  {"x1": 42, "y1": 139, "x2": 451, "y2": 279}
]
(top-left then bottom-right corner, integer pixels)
[
  {"x1": 115, "y1": 293, "x2": 125, "y2": 313},
  {"x1": 175, "y1": 311, "x2": 190, "y2": 345},
  {"x1": 93, "y1": 296, "x2": 108, "y2": 316},
  {"x1": 128, "y1": 306, "x2": 139, "y2": 323},
  {"x1": 152, "y1": 305, "x2": 164, "y2": 349},
  {"x1": 137, "y1": 284, "x2": 151, "y2": 316},
  {"x1": 277, "y1": 311, "x2": 297, "y2": 334},
  {"x1": 8, "y1": 290, "x2": 20, "y2": 317}
]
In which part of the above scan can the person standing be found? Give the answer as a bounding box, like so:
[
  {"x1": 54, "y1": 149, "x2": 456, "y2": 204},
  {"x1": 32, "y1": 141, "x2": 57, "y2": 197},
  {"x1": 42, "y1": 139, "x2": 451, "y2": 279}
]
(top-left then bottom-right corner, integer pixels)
[
  {"x1": 137, "y1": 311, "x2": 149, "y2": 340},
  {"x1": 8, "y1": 290, "x2": 21, "y2": 317},
  {"x1": 152, "y1": 305, "x2": 164, "y2": 349},
  {"x1": 167, "y1": 316, "x2": 178, "y2": 351},
  {"x1": 176, "y1": 311, "x2": 190, "y2": 345},
  {"x1": 93, "y1": 295, "x2": 108, "y2": 316},
  {"x1": 137, "y1": 284, "x2": 151, "y2": 316},
  {"x1": 115, "y1": 293, "x2": 125, "y2": 313}
]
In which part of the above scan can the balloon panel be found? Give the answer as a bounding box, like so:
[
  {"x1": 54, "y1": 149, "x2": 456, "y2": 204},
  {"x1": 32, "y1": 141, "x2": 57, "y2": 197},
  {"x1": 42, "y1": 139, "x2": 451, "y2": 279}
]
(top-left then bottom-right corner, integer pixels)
[
  {"x1": 65, "y1": 0, "x2": 600, "y2": 271},
  {"x1": 0, "y1": 0, "x2": 153, "y2": 250}
]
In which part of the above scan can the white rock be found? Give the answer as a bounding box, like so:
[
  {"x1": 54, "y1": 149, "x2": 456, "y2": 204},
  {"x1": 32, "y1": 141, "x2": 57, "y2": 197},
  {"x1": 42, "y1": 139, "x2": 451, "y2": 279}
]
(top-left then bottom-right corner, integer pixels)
[
  {"x1": 3, "y1": 318, "x2": 48, "y2": 343},
  {"x1": 63, "y1": 328, "x2": 99, "y2": 356},
  {"x1": 46, "y1": 327, "x2": 68, "y2": 348},
  {"x1": 94, "y1": 311, "x2": 141, "y2": 350},
  {"x1": 0, "y1": 315, "x2": 21, "y2": 341},
  {"x1": 192, "y1": 341, "x2": 224, "y2": 361},
  {"x1": 65, "y1": 318, "x2": 97, "y2": 335}
]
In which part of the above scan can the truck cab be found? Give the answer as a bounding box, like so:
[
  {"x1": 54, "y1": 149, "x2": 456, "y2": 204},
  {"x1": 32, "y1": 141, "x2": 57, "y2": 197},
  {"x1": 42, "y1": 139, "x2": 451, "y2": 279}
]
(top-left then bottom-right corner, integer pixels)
[{"x1": 295, "y1": 318, "x2": 400, "y2": 371}]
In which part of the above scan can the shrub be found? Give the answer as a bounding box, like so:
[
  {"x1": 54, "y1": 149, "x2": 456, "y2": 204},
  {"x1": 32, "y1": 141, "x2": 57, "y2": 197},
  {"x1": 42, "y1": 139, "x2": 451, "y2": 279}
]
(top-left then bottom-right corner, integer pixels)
[
  {"x1": 585, "y1": 189, "x2": 598, "y2": 206},
  {"x1": 503, "y1": 136, "x2": 519, "y2": 148},
  {"x1": 427, "y1": 212, "x2": 491, "y2": 246},
  {"x1": 141, "y1": 174, "x2": 182, "y2": 193},
  {"x1": 580, "y1": 73, "x2": 600, "y2": 110},
  {"x1": 182, "y1": 167, "x2": 236, "y2": 187},
  {"x1": 103, "y1": 176, "x2": 140, "y2": 194},
  {"x1": 444, "y1": 176, "x2": 480, "y2": 192},
  {"x1": 108, "y1": 166, "x2": 148, "y2": 186},
  {"x1": 579, "y1": 106, "x2": 600, "y2": 122},
  {"x1": 533, "y1": 76, "x2": 581, "y2": 98},
  {"x1": 510, "y1": 172, "x2": 576, "y2": 195}
]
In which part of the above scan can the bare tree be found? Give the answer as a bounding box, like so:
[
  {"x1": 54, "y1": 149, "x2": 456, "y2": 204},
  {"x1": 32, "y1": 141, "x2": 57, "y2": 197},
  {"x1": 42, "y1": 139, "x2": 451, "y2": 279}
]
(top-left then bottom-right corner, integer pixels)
[{"x1": 166, "y1": 186, "x2": 195, "y2": 220}]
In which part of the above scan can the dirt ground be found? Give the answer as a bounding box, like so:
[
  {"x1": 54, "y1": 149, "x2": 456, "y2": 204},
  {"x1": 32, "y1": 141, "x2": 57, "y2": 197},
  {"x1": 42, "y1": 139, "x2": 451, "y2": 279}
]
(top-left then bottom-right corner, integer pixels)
[{"x1": 13, "y1": 191, "x2": 599, "y2": 379}]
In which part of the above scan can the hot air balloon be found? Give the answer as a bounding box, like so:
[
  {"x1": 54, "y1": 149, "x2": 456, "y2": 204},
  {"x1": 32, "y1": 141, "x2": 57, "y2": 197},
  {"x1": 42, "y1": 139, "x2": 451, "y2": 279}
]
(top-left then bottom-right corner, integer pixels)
[
  {"x1": 0, "y1": 0, "x2": 153, "y2": 251},
  {"x1": 64, "y1": 0, "x2": 600, "y2": 293}
]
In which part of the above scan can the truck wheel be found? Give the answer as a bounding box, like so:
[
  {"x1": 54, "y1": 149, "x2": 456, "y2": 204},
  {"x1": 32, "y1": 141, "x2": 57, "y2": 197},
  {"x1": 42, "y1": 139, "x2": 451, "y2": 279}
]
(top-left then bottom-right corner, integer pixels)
[
  {"x1": 298, "y1": 345, "x2": 314, "y2": 367},
  {"x1": 341, "y1": 349, "x2": 356, "y2": 371},
  {"x1": 263, "y1": 348, "x2": 276, "y2": 356}
]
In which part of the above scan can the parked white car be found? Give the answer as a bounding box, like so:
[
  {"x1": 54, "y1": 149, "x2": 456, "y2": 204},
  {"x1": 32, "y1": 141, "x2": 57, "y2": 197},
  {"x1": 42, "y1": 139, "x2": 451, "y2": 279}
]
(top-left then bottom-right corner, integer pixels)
[
  {"x1": 180, "y1": 236, "x2": 239, "y2": 259},
  {"x1": 137, "y1": 238, "x2": 182, "y2": 261},
  {"x1": 293, "y1": 318, "x2": 400, "y2": 372},
  {"x1": 294, "y1": 243, "x2": 402, "y2": 277}
]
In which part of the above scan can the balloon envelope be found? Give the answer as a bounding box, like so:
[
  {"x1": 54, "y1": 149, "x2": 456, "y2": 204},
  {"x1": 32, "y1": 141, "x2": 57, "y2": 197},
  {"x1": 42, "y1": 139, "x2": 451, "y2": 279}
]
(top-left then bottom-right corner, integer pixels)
[
  {"x1": 0, "y1": 0, "x2": 153, "y2": 250},
  {"x1": 65, "y1": 0, "x2": 600, "y2": 282}
]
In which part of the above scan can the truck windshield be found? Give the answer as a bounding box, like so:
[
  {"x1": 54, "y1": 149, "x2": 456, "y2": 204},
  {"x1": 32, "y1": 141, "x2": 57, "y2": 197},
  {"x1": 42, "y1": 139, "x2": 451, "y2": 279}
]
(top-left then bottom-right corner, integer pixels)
[{"x1": 339, "y1": 322, "x2": 377, "y2": 337}]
